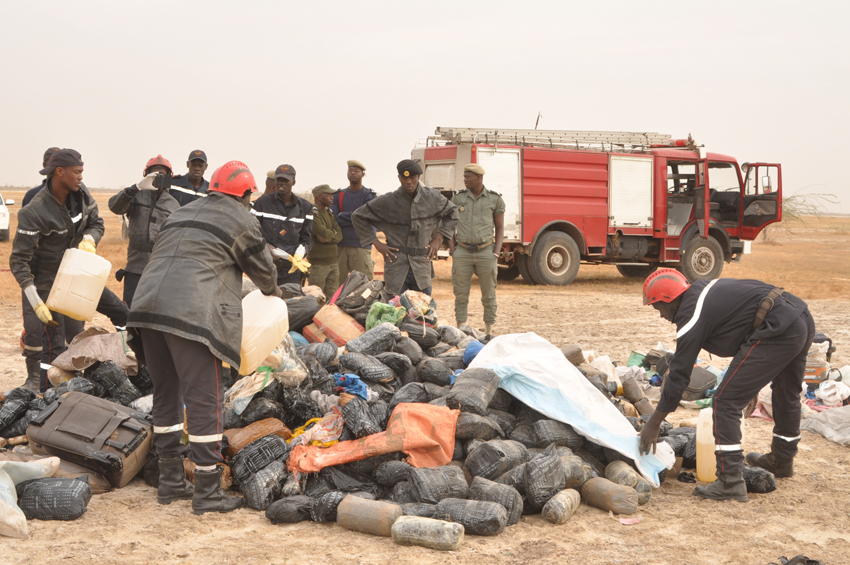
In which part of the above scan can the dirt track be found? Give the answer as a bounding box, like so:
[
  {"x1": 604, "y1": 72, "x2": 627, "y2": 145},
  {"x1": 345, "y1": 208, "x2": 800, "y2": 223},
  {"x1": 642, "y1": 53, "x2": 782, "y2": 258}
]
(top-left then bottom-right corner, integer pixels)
[{"x1": 0, "y1": 190, "x2": 848, "y2": 565}]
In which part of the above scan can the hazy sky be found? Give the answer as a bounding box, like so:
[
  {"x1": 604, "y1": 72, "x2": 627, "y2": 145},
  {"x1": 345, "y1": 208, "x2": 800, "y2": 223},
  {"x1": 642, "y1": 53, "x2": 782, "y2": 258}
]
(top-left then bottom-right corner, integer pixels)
[{"x1": 2, "y1": 1, "x2": 848, "y2": 212}]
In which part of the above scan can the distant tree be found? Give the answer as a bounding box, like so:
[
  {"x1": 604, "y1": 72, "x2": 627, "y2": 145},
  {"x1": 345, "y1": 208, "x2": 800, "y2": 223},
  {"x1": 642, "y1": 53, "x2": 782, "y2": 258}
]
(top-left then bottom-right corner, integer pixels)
[{"x1": 762, "y1": 187, "x2": 840, "y2": 240}]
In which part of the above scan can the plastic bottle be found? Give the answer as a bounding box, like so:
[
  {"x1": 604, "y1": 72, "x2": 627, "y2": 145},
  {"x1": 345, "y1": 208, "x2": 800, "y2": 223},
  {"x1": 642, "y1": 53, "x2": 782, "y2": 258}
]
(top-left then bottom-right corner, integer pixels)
[
  {"x1": 46, "y1": 248, "x2": 111, "y2": 321},
  {"x1": 336, "y1": 495, "x2": 402, "y2": 537},
  {"x1": 580, "y1": 477, "x2": 638, "y2": 515},
  {"x1": 239, "y1": 290, "x2": 289, "y2": 376},
  {"x1": 696, "y1": 407, "x2": 717, "y2": 482},
  {"x1": 391, "y1": 516, "x2": 465, "y2": 551}
]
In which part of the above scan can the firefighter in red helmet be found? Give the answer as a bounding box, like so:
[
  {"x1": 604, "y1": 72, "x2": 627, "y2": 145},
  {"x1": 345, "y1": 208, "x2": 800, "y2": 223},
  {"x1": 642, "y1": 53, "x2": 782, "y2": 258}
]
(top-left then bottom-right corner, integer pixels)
[
  {"x1": 128, "y1": 161, "x2": 282, "y2": 515},
  {"x1": 639, "y1": 269, "x2": 815, "y2": 502},
  {"x1": 108, "y1": 155, "x2": 180, "y2": 307}
]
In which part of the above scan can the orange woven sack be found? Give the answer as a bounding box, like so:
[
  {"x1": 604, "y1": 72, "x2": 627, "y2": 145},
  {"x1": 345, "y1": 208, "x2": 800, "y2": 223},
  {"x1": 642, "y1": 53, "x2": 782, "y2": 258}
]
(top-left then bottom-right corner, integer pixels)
[{"x1": 288, "y1": 403, "x2": 459, "y2": 475}]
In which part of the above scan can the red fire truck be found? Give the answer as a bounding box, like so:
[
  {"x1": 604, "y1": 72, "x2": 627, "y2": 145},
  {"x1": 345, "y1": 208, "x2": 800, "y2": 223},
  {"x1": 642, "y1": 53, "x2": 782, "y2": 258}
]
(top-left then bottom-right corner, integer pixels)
[{"x1": 411, "y1": 127, "x2": 782, "y2": 285}]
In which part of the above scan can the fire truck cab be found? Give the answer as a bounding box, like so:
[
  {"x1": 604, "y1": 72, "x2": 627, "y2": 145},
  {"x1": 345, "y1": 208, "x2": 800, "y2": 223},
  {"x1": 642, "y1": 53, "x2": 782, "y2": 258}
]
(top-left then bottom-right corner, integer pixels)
[{"x1": 412, "y1": 127, "x2": 782, "y2": 285}]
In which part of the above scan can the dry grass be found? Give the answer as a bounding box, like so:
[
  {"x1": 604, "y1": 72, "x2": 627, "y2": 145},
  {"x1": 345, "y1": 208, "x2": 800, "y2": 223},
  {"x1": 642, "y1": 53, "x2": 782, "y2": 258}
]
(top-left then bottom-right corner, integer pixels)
[{"x1": 2, "y1": 187, "x2": 848, "y2": 305}]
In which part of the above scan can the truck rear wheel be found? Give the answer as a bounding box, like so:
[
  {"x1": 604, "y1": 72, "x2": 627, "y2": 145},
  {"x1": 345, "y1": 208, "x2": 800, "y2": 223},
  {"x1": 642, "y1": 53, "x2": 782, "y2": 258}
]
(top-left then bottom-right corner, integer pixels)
[
  {"x1": 516, "y1": 254, "x2": 536, "y2": 284},
  {"x1": 616, "y1": 264, "x2": 658, "y2": 278},
  {"x1": 681, "y1": 235, "x2": 724, "y2": 282},
  {"x1": 530, "y1": 232, "x2": 581, "y2": 286},
  {"x1": 497, "y1": 264, "x2": 520, "y2": 282}
]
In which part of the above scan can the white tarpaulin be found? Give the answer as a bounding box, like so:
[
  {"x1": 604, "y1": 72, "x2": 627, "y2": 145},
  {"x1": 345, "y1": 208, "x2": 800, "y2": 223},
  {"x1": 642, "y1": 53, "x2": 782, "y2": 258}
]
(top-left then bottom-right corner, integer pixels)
[
  {"x1": 469, "y1": 332, "x2": 674, "y2": 487},
  {"x1": 800, "y1": 405, "x2": 850, "y2": 447}
]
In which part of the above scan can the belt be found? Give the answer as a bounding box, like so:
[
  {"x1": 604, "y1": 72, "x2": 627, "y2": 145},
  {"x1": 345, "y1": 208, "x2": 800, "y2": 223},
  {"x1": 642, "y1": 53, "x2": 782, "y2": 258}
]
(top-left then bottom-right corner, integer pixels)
[
  {"x1": 396, "y1": 245, "x2": 429, "y2": 257},
  {"x1": 456, "y1": 239, "x2": 494, "y2": 252},
  {"x1": 752, "y1": 287, "x2": 785, "y2": 331}
]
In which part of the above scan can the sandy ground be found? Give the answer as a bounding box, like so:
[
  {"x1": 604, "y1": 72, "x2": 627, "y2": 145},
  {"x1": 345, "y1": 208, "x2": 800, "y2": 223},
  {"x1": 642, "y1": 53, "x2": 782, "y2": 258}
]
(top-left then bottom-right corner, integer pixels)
[{"x1": 0, "y1": 190, "x2": 847, "y2": 564}]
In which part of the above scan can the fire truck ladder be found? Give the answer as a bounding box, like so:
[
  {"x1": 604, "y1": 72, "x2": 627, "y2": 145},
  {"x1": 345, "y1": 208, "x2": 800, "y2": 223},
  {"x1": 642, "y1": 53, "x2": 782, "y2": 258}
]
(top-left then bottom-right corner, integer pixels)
[{"x1": 431, "y1": 127, "x2": 697, "y2": 153}]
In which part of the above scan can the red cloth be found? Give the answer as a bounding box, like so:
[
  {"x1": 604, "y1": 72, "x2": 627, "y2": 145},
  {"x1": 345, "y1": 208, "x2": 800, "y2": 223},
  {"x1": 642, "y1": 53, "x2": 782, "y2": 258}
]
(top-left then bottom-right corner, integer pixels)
[{"x1": 288, "y1": 403, "x2": 459, "y2": 475}]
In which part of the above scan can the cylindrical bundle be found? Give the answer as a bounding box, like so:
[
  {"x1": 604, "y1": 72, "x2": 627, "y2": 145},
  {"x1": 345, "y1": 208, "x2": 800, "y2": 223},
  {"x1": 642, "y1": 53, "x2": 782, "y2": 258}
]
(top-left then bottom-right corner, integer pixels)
[
  {"x1": 339, "y1": 352, "x2": 395, "y2": 383},
  {"x1": 374, "y1": 352, "x2": 413, "y2": 376},
  {"x1": 337, "y1": 495, "x2": 402, "y2": 537},
  {"x1": 468, "y1": 476, "x2": 523, "y2": 525},
  {"x1": 225, "y1": 418, "x2": 291, "y2": 457},
  {"x1": 465, "y1": 440, "x2": 528, "y2": 480},
  {"x1": 580, "y1": 477, "x2": 638, "y2": 515},
  {"x1": 455, "y1": 413, "x2": 504, "y2": 441},
  {"x1": 494, "y1": 463, "x2": 527, "y2": 495},
  {"x1": 488, "y1": 389, "x2": 514, "y2": 413},
  {"x1": 620, "y1": 375, "x2": 646, "y2": 404},
  {"x1": 393, "y1": 337, "x2": 424, "y2": 365},
  {"x1": 438, "y1": 325, "x2": 468, "y2": 346},
  {"x1": 532, "y1": 420, "x2": 584, "y2": 450},
  {"x1": 561, "y1": 344, "x2": 585, "y2": 367},
  {"x1": 89, "y1": 361, "x2": 142, "y2": 406},
  {"x1": 240, "y1": 460, "x2": 288, "y2": 510},
  {"x1": 445, "y1": 368, "x2": 501, "y2": 416},
  {"x1": 434, "y1": 498, "x2": 508, "y2": 536},
  {"x1": 391, "y1": 516, "x2": 465, "y2": 551},
  {"x1": 374, "y1": 461, "x2": 412, "y2": 487},
  {"x1": 541, "y1": 488, "x2": 581, "y2": 525},
  {"x1": 0, "y1": 400, "x2": 28, "y2": 431},
  {"x1": 389, "y1": 382, "x2": 430, "y2": 411},
  {"x1": 265, "y1": 495, "x2": 314, "y2": 524},
  {"x1": 605, "y1": 460, "x2": 640, "y2": 488},
  {"x1": 635, "y1": 475, "x2": 652, "y2": 505},
  {"x1": 15, "y1": 477, "x2": 92, "y2": 521},
  {"x1": 408, "y1": 465, "x2": 469, "y2": 504},
  {"x1": 634, "y1": 398, "x2": 655, "y2": 416},
  {"x1": 417, "y1": 358, "x2": 454, "y2": 387},
  {"x1": 488, "y1": 409, "x2": 517, "y2": 436},
  {"x1": 392, "y1": 481, "x2": 420, "y2": 504},
  {"x1": 310, "y1": 490, "x2": 348, "y2": 522},
  {"x1": 241, "y1": 397, "x2": 285, "y2": 425},
  {"x1": 345, "y1": 322, "x2": 401, "y2": 356},
  {"x1": 560, "y1": 455, "x2": 593, "y2": 489},
  {"x1": 229, "y1": 434, "x2": 289, "y2": 483},
  {"x1": 398, "y1": 320, "x2": 440, "y2": 350},
  {"x1": 341, "y1": 396, "x2": 382, "y2": 438},
  {"x1": 509, "y1": 423, "x2": 536, "y2": 447},
  {"x1": 464, "y1": 439, "x2": 485, "y2": 457},
  {"x1": 400, "y1": 502, "x2": 438, "y2": 518},
  {"x1": 524, "y1": 444, "x2": 566, "y2": 509}
]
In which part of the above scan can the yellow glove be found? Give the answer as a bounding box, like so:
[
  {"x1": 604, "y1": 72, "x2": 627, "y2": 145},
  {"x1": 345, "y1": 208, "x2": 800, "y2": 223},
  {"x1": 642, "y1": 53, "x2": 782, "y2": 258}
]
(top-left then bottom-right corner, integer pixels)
[
  {"x1": 34, "y1": 302, "x2": 58, "y2": 327},
  {"x1": 78, "y1": 234, "x2": 97, "y2": 254},
  {"x1": 288, "y1": 254, "x2": 311, "y2": 274}
]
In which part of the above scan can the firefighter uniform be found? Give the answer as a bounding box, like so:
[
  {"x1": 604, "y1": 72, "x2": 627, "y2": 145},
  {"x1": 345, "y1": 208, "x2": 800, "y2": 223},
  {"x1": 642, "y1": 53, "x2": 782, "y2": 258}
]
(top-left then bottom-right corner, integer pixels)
[
  {"x1": 10, "y1": 177, "x2": 129, "y2": 390},
  {"x1": 128, "y1": 191, "x2": 278, "y2": 467},
  {"x1": 657, "y1": 279, "x2": 815, "y2": 476},
  {"x1": 251, "y1": 191, "x2": 314, "y2": 285},
  {"x1": 108, "y1": 184, "x2": 179, "y2": 307},
  {"x1": 451, "y1": 186, "x2": 505, "y2": 328}
]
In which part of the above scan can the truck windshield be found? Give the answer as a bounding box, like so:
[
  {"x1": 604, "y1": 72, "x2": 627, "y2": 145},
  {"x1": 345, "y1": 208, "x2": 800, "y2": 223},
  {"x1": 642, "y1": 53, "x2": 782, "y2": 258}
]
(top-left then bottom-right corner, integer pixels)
[{"x1": 709, "y1": 163, "x2": 740, "y2": 191}]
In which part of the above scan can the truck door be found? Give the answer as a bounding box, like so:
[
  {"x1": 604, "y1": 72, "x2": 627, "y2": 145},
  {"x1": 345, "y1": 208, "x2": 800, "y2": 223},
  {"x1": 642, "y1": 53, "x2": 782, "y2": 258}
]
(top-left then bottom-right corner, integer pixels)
[{"x1": 740, "y1": 163, "x2": 782, "y2": 239}]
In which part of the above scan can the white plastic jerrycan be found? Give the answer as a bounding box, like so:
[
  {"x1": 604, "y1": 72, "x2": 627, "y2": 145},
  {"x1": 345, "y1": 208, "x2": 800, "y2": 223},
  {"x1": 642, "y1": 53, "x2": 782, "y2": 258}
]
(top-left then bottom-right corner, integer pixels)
[
  {"x1": 240, "y1": 289, "x2": 289, "y2": 376},
  {"x1": 46, "y1": 248, "x2": 111, "y2": 322}
]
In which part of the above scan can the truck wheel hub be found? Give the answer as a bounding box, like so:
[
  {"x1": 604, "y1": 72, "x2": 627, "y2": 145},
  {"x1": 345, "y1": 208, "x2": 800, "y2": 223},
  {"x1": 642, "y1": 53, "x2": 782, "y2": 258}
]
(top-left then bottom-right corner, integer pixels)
[
  {"x1": 547, "y1": 246, "x2": 569, "y2": 274},
  {"x1": 691, "y1": 247, "x2": 715, "y2": 275}
]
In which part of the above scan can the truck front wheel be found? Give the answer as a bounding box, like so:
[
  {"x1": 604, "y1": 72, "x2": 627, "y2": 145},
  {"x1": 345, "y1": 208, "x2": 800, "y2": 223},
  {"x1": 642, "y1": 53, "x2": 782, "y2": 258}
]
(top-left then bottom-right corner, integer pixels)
[
  {"x1": 616, "y1": 264, "x2": 658, "y2": 278},
  {"x1": 680, "y1": 235, "x2": 724, "y2": 282},
  {"x1": 531, "y1": 232, "x2": 581, "y2": 286}
]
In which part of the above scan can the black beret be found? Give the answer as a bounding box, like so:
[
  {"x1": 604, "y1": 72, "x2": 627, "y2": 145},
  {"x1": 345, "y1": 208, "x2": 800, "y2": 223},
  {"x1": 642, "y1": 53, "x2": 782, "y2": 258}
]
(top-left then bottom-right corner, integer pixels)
[{"x1": 397, "y1": 159, "x2": 423, "y2": 177}]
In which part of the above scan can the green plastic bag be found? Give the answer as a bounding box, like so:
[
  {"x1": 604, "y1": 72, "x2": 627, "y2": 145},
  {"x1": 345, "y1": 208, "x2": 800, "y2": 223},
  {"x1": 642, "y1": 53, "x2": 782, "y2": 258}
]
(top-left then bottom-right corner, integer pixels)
[{"x1": 365, "y1": 302, "x2": 407, "y2": 330}]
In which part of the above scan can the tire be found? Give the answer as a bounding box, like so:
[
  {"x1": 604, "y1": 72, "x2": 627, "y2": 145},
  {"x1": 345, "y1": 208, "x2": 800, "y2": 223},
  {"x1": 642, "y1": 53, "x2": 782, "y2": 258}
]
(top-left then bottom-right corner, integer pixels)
[
  {"x1": 616, "y1": 264, "x2": 658, "y2": 278},
  {"x1": 530, "y1": 231, "x2": 581, "y2": 286},
  {"x1": 680, "y1": 235, "x2": 724, "y2": 282},
  {"x1": 497, "y1": 264, "x2": 520, "y2": 282},
  {"x1": 516, "y1": 254, "x2": 536, "y2": 284}
]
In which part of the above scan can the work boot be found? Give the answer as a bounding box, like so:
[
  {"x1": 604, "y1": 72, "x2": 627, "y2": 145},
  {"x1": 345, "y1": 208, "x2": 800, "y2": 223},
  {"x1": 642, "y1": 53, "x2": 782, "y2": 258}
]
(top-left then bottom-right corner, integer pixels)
[
  {"x1": 192, "y1": 467, "x2": 243, "y2": 515},
  {"x1": 157, "y1": 456, "x2": 194, "y2": 504},
  {"x1": 693, "y1": 472, "x2": 748, "y2": 502},
  {"x1": 485, "y1": 323, "x2": 494, "y2": 338},
  {"x1": 22, "y1": 358, "x2": 41, "y2": 392},
  {"x1": 746, "y1": 451, "x2": 794, "y2": 478}
]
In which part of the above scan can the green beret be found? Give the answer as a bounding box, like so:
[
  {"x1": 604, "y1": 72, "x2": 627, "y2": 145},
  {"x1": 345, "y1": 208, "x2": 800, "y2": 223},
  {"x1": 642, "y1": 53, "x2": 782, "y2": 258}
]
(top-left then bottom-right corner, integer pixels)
[
  {"x1": 397, "y1": 159, "x2": 423, "y2": 177},
  {"x1": 347, "y1": 159, "x2": 366, "y2": 171},
  {"x1": 464, "y1": 164, "x2": 485, "y2": 175},
  {"x1": 312, "y1": 184, "x2": 336, "y2": 197}
]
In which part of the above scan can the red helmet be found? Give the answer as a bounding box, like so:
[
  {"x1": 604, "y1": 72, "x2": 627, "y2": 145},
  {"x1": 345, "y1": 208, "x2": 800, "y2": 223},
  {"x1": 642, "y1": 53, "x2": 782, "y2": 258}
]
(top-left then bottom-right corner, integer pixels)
[
  {"x1": 144, "y1": 155, "x2": 173, "y2": 175},
  {"x1": 209, "y1": 161, "x2": 257, "y2": 197},
  {"x1": 643, "y1": 268, "x2": 690, "y2": 305}
]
